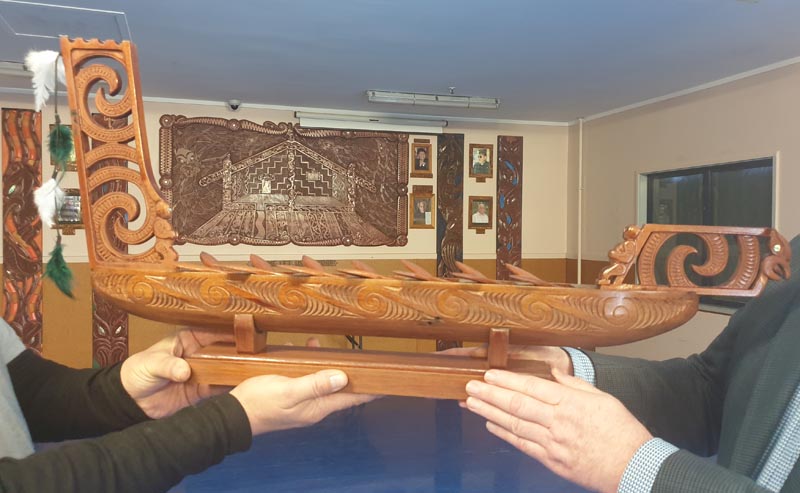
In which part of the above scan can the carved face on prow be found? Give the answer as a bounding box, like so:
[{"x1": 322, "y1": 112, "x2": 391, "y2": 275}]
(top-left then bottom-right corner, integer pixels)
[{"x1": 764, "y1": 231, "x2": 792, "y2": 281}]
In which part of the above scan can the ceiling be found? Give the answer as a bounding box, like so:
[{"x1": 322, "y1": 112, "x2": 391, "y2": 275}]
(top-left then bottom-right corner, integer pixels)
[{"x1": 1, "y1": 0, "x2": 799, "y2": 122}]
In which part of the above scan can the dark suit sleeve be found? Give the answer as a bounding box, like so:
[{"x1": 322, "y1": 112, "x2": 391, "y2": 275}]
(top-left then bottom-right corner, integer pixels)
[
  {"x1": 586, "y1": 313, "x2": 737, "y2": 456},
  {"x1": 651, "y1": 451, "x2": 774, "y2": 493},
  {"x1": 0, "y1": 393, "x2": 252, "y2": 493},
  {"x1": 7, "y1": 349, "x2": 149, "y2": 442}
]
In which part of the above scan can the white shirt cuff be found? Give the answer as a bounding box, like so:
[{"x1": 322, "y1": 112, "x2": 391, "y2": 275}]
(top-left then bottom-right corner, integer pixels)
[
  {"x1": 618, "y1": 438, "x2": 680, "y2": 493},
  {"x1": 562, "y1": 347, "x2": 596, "y2": 386}
]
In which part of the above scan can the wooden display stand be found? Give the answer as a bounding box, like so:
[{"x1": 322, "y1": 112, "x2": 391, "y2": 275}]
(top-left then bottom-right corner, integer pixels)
[{"x1": 190, "y1": 316, "x2": 542, "y2": 399}]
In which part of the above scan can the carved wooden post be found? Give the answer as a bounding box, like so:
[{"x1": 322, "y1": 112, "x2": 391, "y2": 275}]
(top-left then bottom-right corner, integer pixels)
[
  {"x1": 436, "y1": 133, "x2": 465, "y2": 351},
  {"x1": 496, "y1": 136, "x2": 523, "y2": 281},
  {"x1": 1, "y1": 109, "x2": 43, "y2": 352}
]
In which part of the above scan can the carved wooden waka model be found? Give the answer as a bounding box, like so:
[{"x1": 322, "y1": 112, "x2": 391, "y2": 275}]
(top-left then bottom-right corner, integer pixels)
[{"x1": 60, "y1": 38, "x2": 791, "y2": 399}]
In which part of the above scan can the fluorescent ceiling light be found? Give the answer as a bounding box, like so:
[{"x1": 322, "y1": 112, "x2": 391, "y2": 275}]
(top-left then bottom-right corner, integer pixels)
[
  {"x1": 367, "y1": 90, "x2": 500, "y2": 109},
  {"x1": 0, "y1": 61, "x2": 30, "y2": 77},
  {"x1": 296, "y1": 111, "x2": 447, "y2": 134}
]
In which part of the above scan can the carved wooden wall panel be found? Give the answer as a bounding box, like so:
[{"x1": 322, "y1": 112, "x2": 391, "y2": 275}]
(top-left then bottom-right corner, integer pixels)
[
  {"x1": 436, "y1": 134, "x2": 464, "y2": 278},
  {"x1": 496, "y1": 136, "x2": 523, "y2": 281},
  {"x1": 160, "y1": 116, "x2": 408, "y2": 247},
  {"x1": 435, "y1": 134, "x2": 465, "y2": 351},
  {"x1": 1, "y1": 109, "x2": 43, "y2": 352},
  {"x1": 88, "y1": 114, "x2": 129, "y2": 366}
]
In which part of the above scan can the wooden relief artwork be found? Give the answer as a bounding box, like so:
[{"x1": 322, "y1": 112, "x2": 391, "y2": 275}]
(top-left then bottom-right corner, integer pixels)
[
  {"x1": 60, "y1": 38, "x2": 792, "y2": 400},
  {"x1": 1, "y1": 109, "x2": 43, "y2": 352},
  {"x1": 436, "y1": 133, "x2": 465, "y2": 351},
  {"x1": 159, "y1": 115, "x2": 409, "y2": 247},
  {"x1": 88, "y1": 113, "x2": 129, "y2": 366},
  {"x1": 496, "y1": 136, "x2": 523, "y2": 281}
]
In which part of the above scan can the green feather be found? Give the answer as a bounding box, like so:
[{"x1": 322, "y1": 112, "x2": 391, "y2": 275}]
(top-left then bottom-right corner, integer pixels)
[
  {"x1": 48, "y1": 124, "x2": 73, "y2": 172},
  {"x1": 45, "y1": 240, "x2": 74, "y2": 298}
]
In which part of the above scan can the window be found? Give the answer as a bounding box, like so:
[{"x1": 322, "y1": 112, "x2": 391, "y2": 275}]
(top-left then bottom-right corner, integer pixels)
[{"x1": 645, "y1": 157, "x2": 774, "y2": 309}]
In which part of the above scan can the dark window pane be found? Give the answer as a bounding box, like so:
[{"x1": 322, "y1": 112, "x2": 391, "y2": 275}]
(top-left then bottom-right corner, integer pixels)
[
  {"x1": 711, "y1": 164, "x2": 772, "y2": 227},
  {"x1": 646, "y1": 158, "x2": 773, "y2": 309},
  {"x1": 649, "y1": 173, "x2": 703, "y2": 225}
]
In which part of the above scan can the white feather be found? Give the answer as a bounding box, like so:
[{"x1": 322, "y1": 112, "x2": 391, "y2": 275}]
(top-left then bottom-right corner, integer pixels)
[
  {"x1": 24, "y1": 50, "x2": 66, "y2": 112},
  {"x1": 33, "y1": 178, "x2": 66, "y2": 228}
]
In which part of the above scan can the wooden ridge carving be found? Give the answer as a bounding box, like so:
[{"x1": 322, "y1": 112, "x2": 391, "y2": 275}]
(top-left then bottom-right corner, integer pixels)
[
  {"x1": 1, "y1": 109, "x2": 43, "y2": 352},
  {"x1": 59, "y1": 38, "x2": 792, "y2": 399},
  {"x1": 91, "y1": 258, "x2": 699, "y2": 348}
]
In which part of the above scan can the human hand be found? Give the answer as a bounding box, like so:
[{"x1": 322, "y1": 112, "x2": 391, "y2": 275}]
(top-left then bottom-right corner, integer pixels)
[
  {"x1": 121, "y1": 328, "x2": 232, "y2": 419},
  {"x1": 440, "y1": 345, "x2": 574, "y2": 376},
  {"x1": 465, "y1": 368, "x2": 652, "y2": 493},
  {"x1": 230, "y1": 370, "x2": 375, "y2": 436}
]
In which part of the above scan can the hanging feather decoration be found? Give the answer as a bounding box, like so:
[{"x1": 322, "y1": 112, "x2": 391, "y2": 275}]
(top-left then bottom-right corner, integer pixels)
[
  {"x1": 24, "y1": 50, "x2": 66, "y2": 112},
  {"x1": 28, "y1": 51, "x2": 75, "y2": 297},
  {"x1": 33, "y1": 177, "x2": 66, "y2": 228},
  {"x1": 48, "y1": 122, "x2": 73, "y2": 172},
  {"x1": 45, "y1": 235, "x2": 74, "y2": 298}
]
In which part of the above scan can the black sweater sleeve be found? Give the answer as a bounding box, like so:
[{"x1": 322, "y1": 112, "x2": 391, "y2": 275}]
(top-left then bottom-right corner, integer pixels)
[
  {"x1": 0, "y1": 393, "x2": 252, "y2": 492},
  {"x1": 7, "y1": 349, "x2": 150, "y2": 441},
  {"x1": 1, "y1": 349, "x2": 253, "y2": 492}
]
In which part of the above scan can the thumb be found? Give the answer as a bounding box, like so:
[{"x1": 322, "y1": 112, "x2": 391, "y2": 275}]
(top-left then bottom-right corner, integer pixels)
[
  {"x1": 552, "y1": 367, "x2": 599, "y2": 393},
  {"x1": 284, "y1": 369, "x2": 348, "y2": 406},
  {"x1": 143, "y1": 353, "x2": 192, "y2": 383}
]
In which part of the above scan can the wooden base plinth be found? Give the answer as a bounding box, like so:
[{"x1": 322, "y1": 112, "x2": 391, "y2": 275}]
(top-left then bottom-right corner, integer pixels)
[{"x1": 187, "y1": 344, "x2": 550, "y2": 400}]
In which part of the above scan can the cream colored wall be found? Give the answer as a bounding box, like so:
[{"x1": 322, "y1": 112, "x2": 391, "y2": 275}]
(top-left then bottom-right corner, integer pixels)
[
  {"x1": 0, "y1": 93, "x2": 571, "y2": 264},
  {"x1": 578, "y1": 62, "x2": 800, "y2": 360}
]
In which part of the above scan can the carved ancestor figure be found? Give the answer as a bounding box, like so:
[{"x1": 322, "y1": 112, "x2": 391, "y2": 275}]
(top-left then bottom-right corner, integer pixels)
[{"x1": 597, "y1": 224, "x2": 641, "y2": 286}]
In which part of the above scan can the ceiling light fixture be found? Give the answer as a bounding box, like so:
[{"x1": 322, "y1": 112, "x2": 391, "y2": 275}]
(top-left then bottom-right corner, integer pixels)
[
  {"x1": 366, "y1": 90, "x2": 500, "y2": 110},
  {"x1": 296, "y1": 111, "x2": 447, "y2": 134},
  {"x1": 0, "y1": 61, "x2": 30, "y2": 77}
]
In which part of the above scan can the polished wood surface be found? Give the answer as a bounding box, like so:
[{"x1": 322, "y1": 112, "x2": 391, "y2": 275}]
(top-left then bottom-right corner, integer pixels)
[{"x1": 188, "y1": 344, "x2": 549, "y2": 400}]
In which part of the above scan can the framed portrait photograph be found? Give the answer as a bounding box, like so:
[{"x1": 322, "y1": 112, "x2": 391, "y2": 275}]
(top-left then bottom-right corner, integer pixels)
[
  {"x1": 410, "y1": 142, "x2": 433, "y2": 178},
  {"x1": 409, "y1": 192, "x2": 435, "y2": 229},
  {"x1": 468, "y1": 195, "x2": 493, "y2": 230},
  {"x1": 468, "y1": 144, "x2": 493, "y2": 179},
  {"x1": 49, "y1": 124, "x2": 78, "y2": 172}
]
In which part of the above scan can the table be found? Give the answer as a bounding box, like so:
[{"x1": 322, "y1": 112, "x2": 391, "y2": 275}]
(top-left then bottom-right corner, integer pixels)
[{"x1": 173, "y1": 397, "x2": 587, "y2": 492}]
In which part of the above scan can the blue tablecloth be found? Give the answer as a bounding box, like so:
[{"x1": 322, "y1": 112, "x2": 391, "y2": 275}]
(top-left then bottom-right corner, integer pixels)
[{"x1": 174, "y1": 396, "x2": 588, "y2": 492}]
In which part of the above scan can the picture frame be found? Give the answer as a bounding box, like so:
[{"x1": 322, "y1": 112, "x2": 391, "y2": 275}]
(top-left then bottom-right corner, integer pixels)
[
  {"x1": 467, "y1": 195, "x2": 493, "y2": 230},
  {"x1": 54, "y1": 188, "x2": 84, "y2": 234},
  {"x1": 468, "y1": 144, "x2": 493, "y2": 179},
  {"x1": 410, "y1": 142, "x2": 433, "y2": 178},
  {"x1": 49, "y1": 124, "x2": 78, "y2": 172},
  {"x1": 409, "y1": 192, "x2": 435, "y2": 229}
]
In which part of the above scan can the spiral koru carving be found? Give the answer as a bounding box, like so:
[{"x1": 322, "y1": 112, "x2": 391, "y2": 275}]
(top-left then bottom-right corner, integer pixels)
[
  {"x1": 61, "y1": 38, "x2": 178, "y2": 266},
  {"x1": 599, "y1": 224, "x2": 791, "y2": 296}
]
